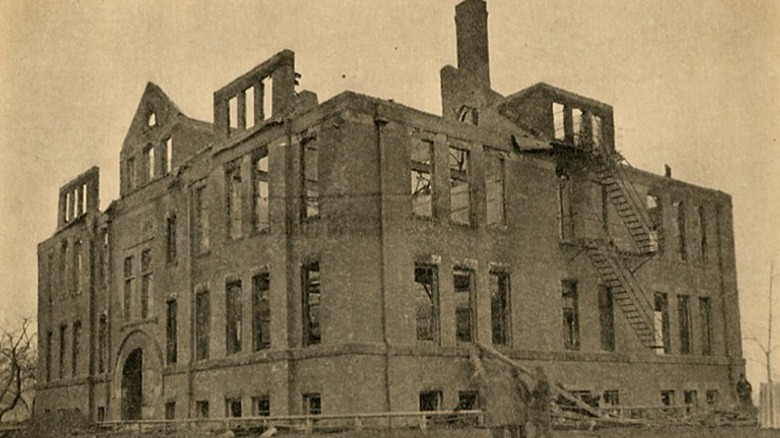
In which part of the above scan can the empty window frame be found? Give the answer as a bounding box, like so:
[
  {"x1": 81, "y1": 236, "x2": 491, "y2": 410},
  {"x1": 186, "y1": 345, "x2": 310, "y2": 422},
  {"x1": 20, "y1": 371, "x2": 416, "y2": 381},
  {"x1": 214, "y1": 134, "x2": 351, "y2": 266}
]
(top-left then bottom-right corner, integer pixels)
[
  {"x1": 165, "y1": 401, "x2": 175, "y2": 420},
  {"x1": 559, "y1": 175, "x2": 573, "y2": 240},
  {"x1": 449, "y1": 147, "x2": 470, "y2": 225},
  {"x1": 148, "y1": 112, "x2": 157, "y2": 127},
  {"x1": 572, "y1": 109, "x2": 583, "y2": 146},
  {"x1": 552, "y1": 102, "x2": 565, "y2": 141},
  {"x1": 45, "y1": 330, "x2": 52, "y2": 382},
  {"x1": 166, "y1": 300, "x2": 177, "y2": 365},
  {"x1": 140, "y1": 249, "x2": 152, "y2": 319},
  {"x1": 263, "y1": 78, "x2": 273, "y2": 121},
  {"x1": 226, "y1": 280, "x2": 243, "y2": 355},
  {"x1": 123, "y1": 256, "x2": 134, "y2": 320},
  {"x1": 161, "y1": 137, "x2": 173, "y2": 175},
  {"x1": 252, "y1": 273, "x2": 271, "y2": 351},
  {"x1": 144, "y1": 144, "x2": 155, "y2": 181},
  {"x1": 419, "y1": 391, "x2": 442, "y2": 412},
  {"x1": 303, "y1": 263, "x2": 321, "y2": 346},
  {"x1": 71, "y1": 320, "x2": 81, "y2": 376},
  {"x1": 195, "y1": 290, "x2": 210, "y2": 361},
  {"x1": 562, "y1": 280, "x2": 579, "y2": 350},
  {"x1": 661, "y1": 390, "x2": 676, "y2": 406},
  {"x1": 454, "y1": 268, "x2": 475, "y2": 343},
  {"x1": 229, "y1": 96, "x2": 239, "y2": 130},
  {"x1": 97, "y1": 406, "x2": 107, "y2": 422},
  {"x1": 302, "y1": 139, "x2": 320, "y2": 219},
  {"x1": 653, "y1": 292, "x2": 671, "y2": 354},
  {"x1": 195, "y1": 185, "x2": 210, "y2": 252},
  {"x1": 225, "y1": 398, "x2": 242, "y2": 418},
  {"x1": 195, "y1": 400, "x2": 210, "y2": 418},
  {"x1": 73, "y1": 239, "x2": 82, "y2": 295},
  {"x1": 599, "y1": 285, "x2": 615, "y2": 352},
  {"x1": 98, "y1": 315, "x2": 107, "y2": 373},
  {"x1": 678, "y1": 295, "x2": 692, "y2": 355},
  {"x1": 684, "y1": 390, "x2": 698, "y2": 407},
  {"x1": 485, "y1": 152, "x2": 505, "y2": 226},
  {"x1": 699, "y1": 297, "x2": 712, "y2": 356},
  {"x1": 46, "y1": 252, "x2": 53, "y2": 306},
  {"x1": 698, "y1": 206, "x2": 708, "y2": 263},
  {"x1": 252, "y1": 395, "x2": 271, "y2": 416},
  {"x1": 590, "y1": 114, "x2": 604, "y2": 153},
  {"x1": 602, "y1": 390, "x2": 620, "y2": 407},
  {"x1": 410, "y1": 139, "x2": 434, "y2": 218},
  {"x1": 647, "y1": 193, "x2": 663, "y2": 253},
  {"x1": 458, "y1": 391, "x2": 479, "y2": 410},
  {"x1": 253, "y1": 151, "x2": 270, "y2": 232},
  {"x1": 166, "y1": 213, "x2": 177, "y2": 263},
  {"x1": 490, "y1": 271, "x2": 510, "y2": 346},
  {"x1": 60, "y1": 241, "x2": 68, "y2": 299},
  {"x1": 414, "y1": 264, "x2": 439, "y2": 343},
  {"x1": 226, "y1": 161, "x2": 243, "y2": 239},
  {"x1": 245, "y1": 86, "x2": 256, "y2": 129},
  {"x1": 705, "y1": 390, "x2": 719, "y2": 406},
  {"x1": 58, "y1": 324, "x2": 66, "y2": 379},
  {"x1": 673, "y1": 200, "x2": 687, "y2": 261},
  {"x1": 303, "y1": 393, "x2": 321, "y2": 416}
]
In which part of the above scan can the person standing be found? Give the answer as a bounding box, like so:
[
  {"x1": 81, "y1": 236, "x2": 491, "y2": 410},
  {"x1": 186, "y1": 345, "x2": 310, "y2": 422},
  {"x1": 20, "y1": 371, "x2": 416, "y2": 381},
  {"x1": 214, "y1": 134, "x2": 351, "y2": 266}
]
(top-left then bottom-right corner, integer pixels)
[
  {"x1": 469, "y1": 347, "x2": 528, "y2": 438},
  {"x1": 736, "y1": 373, "x2": 753, "y2": 411},
  {"x1": 528, "y1": 366, "x2": 552, "y2": 438}
]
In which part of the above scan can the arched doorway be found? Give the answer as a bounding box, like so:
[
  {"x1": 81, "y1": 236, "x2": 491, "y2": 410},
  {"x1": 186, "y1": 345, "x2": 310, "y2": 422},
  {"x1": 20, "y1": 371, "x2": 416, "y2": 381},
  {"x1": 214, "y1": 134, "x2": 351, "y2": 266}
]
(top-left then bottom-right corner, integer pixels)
[{"x1": 121, "y1": 348, "x2": 143, "y2": 420}]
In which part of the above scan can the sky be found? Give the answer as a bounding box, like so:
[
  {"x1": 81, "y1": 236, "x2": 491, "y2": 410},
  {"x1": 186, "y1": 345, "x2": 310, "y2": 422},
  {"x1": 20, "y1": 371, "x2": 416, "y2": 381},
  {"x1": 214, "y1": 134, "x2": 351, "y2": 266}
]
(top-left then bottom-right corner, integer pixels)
[{"x1": 1, "y1": 0, "x2": 778, "y2": 392}]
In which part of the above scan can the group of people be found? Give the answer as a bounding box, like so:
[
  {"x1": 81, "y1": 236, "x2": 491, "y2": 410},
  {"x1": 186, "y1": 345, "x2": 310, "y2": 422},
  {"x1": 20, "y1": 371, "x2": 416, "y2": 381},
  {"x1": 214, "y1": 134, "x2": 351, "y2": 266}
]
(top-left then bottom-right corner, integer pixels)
[{"x1": 469, "y1": 347, "x2": 552, "y2": 438}]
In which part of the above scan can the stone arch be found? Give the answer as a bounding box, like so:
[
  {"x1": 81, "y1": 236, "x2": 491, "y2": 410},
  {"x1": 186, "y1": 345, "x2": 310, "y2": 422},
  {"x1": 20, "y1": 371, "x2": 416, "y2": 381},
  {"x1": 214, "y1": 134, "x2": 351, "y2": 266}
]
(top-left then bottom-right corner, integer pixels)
[{"x1": 113, "y1": 329, "x2": 164, "y2": 420}]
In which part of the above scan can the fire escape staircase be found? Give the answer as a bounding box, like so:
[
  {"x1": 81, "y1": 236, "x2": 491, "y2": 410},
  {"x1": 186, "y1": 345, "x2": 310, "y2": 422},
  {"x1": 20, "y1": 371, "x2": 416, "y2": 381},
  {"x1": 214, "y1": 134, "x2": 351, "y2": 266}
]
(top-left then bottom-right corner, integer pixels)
[{"x1": 582, "y1": 155, "x2": 660, "y2": 349}]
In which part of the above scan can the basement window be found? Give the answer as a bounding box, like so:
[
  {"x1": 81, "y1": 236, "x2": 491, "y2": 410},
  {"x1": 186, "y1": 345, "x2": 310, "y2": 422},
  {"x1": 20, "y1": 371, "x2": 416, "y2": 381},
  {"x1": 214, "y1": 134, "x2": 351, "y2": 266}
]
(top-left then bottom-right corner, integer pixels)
[
  {"x1": 303, "y1": 262, "x2": 321, "y2": 346},
  {"x1": 653, "y1": 292, "x2": 670, "y2": 354},
  {"x1": 553, "y1": 102, "x2": 565, "y2": 140},
  {"x1": 415, "y1": 264, "x2": 439, "y2": 343},
  {"x1": 225, "y1": 280, "x2": 243, "y2": 355},
  {"x1": 449, "y1": 147, "x2": 470, "y2": 225},
  {"x1": 225, "y1": 398, "x2": 242, "y2": 418},
  {"x1": 252, "y1": 396, "x2": 271, "y2": 416},
  {"x1": 705, "y1": 390, "x2": 719, "y2": 406},
  {"x1": 454, "y1": 268, "x2": 475, "y2": 343},
  {"x1": 419, "y1": 391, "x2": 442, "y2": 412},
  {"x1": 303, "y1": 393, "x2": 321, "y2": 416},
  {"x1": 678, "y1": 295, "x2": 692, "y2": 355},
  {"x1": 489, "y1": 271, "x2": 510, "y2": 346},
  {"x1": 660, "y1": 390, "x2": 675, "y2": 406},
  {"x1": 411, "y1": 139, "x2": 434, "y2": 218},
  {"x1": 252, "y1": 273, "x2": 271, "y2": 351},
  {"x1": 562, "y1": 280, "x2": 579, "y2": 350},
  {"x1": 603, "y1": 390, "x2": 620, "y2": 407},
  {"x1": 458, "y1": 391, "x2": 479, "y2": 410}
]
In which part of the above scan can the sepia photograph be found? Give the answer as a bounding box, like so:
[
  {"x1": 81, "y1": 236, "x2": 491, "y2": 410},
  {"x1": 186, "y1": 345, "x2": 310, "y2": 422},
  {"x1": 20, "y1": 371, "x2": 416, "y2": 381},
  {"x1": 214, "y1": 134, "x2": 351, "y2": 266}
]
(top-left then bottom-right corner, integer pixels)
[{"x1": 1, "y1": 1, "x2": 779, "y2": 436}]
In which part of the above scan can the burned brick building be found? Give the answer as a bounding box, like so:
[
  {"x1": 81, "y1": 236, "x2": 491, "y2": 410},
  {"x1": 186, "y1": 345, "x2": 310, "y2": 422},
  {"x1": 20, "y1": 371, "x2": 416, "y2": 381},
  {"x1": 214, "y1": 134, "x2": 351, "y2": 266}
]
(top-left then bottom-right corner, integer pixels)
[{"x1": 36, "y1": 0, "x2": 744, "y2": 422}]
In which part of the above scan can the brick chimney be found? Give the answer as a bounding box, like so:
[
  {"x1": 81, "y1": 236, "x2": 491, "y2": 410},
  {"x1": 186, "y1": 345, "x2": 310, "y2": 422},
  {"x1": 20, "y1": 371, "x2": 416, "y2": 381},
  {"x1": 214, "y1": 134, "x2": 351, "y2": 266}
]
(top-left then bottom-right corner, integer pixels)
[{"x1": 455, "y1": 0, "x2": 491, "y2": 89}]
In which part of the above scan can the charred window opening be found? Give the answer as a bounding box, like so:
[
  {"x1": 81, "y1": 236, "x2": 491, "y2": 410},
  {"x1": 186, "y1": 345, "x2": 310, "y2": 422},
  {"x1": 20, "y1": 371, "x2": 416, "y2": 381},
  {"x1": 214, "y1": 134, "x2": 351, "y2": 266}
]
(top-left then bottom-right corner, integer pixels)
[
  {"x1": 226, "y1": 280, "x2": 243, "y2": 355},
  {"x1": 599, "y1": 285, "x2": 615, "y2": 352},
  {"x1": 60, "y1": 241, "x2": 68, "y2": 299},
  {"x1": 195, "y1": 290, "x2": 210, "y2": 361},
  {"x1": 454, "y1": 268, "x2": 475, "y2": 343},
  {"x1": 195, "y1": 185, "x2": 210, "y2": 252},
  {"x1": 226, "y1": 162, "x2": 243, "y2": 239},
  {"x1": 303, "y1": 263, "x2": 321, "y2": 346},
  {"x1": 698, "y1": 206, "x2": 708, "y2": 263},
  {"x1": 490, "y1": 271, "x2": 510, "y2": 346},
  {"x1": 653, "y1": 292, "x2": 670, "y2": 354},
  {"x1": 678, "y1": 295, "x2": 692, "y2": 355},
  {"x1": 419, "y1": 391, "x2": 442, "y2": 412},
  {"x1": 196, "y1": 401, "x2": 209, "y2": 418},
  {"x1": 71, "y1": 320, "x2": 81, "y2": 377},
  {"x1": 458, "y1": 391, "x2": 479, "y2": 410},
  {"x1": 562, "y1": 280, "x2": 579, "y2": 350},
  {"x1": 411, "y1": 139, "x2": 434, "y2": 218},
  {"x1": 253, "y1": 273, "x2": 271, "y2": 351},
  {"x1": 414, "y1": 264, "x2": 439, "y2": 343},
  {"x1": 165, "y1": 401, "x2": 175, "y2": 420},
  {"x1": 45, "y1": 330, "x2": 52, "y2": 381},
  {"x1": 225, "y1": 398, "x2": 242, "y2": 418},
  {"x1": 166, "y1": 300, "x2": 177, "y2": 365},
  {"x1": 123, "y1": 256, "x2": 134, "y2": 320},
  {"x1": 673, "y1": 200, "x2": 687, "y2": 261},
  {"x1": 485, "y1": 152, "x2": 505, "y2": 226},
  {"x1": 141, "y1": 249, "x2": 152, "y2": 319},
  {"x1": 661, "y1": 390, "x2": 675, "y2": 406},
  {"x1": 449, "y1": 147, "x2": 470, "y2": 225},
  {"x1": 98, "y1": 315, "x2": 107, "y2": 373},
  {"x1": 302, "y1": 140, "x2": 320, "y2": 219},
  {"x1": 253, "y1": 152, "x2": 270, "y2": 232},
  {"x1": 706, "y1": 390, "x2": 719, "y2": 406},
  {"x1": 684, "y1": 390, "x2": 698, "y2": 408},
  {"x1": 73, "y1": 239, "x2": 82, "y2": 296},
  {"x1": 58, "y1": 324, "x2": 66, "y2": 379},
  {"x1": 559, "y1": 174, "x2": 573, "y2": 240},
  {"x1": 166, "y1": 213, "x2": 177, "y2": 263},
  {"x1": 700, "y1": 297, "x2": 712, "y2": 356}
]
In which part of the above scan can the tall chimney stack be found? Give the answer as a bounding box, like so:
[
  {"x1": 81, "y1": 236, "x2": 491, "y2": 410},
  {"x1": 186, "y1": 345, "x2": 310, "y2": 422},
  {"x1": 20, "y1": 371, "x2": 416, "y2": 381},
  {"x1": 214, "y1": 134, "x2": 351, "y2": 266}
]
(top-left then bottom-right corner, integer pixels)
[{"x1": 455, "y1": 0, "x2": 491, "y2": 89}]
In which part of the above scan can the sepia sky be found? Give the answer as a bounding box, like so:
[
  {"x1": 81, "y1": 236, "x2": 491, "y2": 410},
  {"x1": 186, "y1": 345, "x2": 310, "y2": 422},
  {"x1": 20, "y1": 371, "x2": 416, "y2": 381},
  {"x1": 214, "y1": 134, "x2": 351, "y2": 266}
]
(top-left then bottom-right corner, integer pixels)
[{"x1": 1, "y1": 0, "x2": 778, "y2": 389}]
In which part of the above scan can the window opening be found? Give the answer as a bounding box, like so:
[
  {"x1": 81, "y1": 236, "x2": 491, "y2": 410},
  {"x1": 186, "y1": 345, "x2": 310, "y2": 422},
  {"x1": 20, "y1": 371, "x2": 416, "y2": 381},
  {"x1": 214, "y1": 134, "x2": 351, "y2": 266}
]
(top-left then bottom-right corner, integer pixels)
[
  {"x1": 148, "y1": 112, "x2": 157, "y2": 127},
  {"x1": 705, "y1": 390, "x2": 719, "y2": 406},
  {"x1": 414, "y1": 265, "x2": 439, "y2": 343},
  {"x1": 245, "y1": 86, "x2": 256, "y2": 129},
  {"x1": 303, "y1": 393, "x2": 321, "y2": 416},
  {"x1": 195, "y1": 290, "x2": 210, "y2": 361},
  {"x1": 98, "y1": 315, "x2": 107, "y2": 373},
  {"x1": 226, "y1": 162, "x2": 243, "y2": 239},
  {"x1": 166, "y1": 300, "x2": 177, "y2": 364},
  {"x1": 196, "y1": 401, "x2": 209, "y2": 418},
  {"x1": 58, "y1": 324, "x2": 66, "y2": 379},
  {"x1": 73, "y1": 239, "x2": 82, "y2": 295},
  {"x1": 303, "y1": 263, "x2": 321, "y2": 346},
  {"x1": 140, "y1": 249, "x2": 152, "y2": 319},
  {"x1": 660, "y1": 390, "x2": 675, "y2": 406},
  {"x1": 454, "y1": 268, "x2": 475, "y2": 342},
  {"x1": 490, "y1": 271, "x2": 510, "y2": 346},
  {"x1": 449, "y1": 147, "x2": 470, "y2": 225},
  {"x1": 700, "y1": 297, "x2": 712, "y2": 356},
  {"x1": 253, "y1": 273, "x2": 271, "y2": 351},
  {"x1": 71, "y1": 320, "x2": 81, "y2": 377},
  {"x1": 562, "y1": 280, "x2": 579, "y2": 350},
  {"x1": 127, "y1": 157, "x2": 136, "y2": 191},
  {"x1": 225, "y1": 398, "x2": 242, "y2": 418},
  {"x1": 195, "y1": 185, "x2": 210, "y2": 252},
  {"x1": 591, "y1": 114, "x2": 604, "y2": 153},
  {"x1": 45, "y1": 331, "x2": 52, "y2": 381},
  {"x1": 572, "y1": 109, "x2": 583, "y2": 146},
  {"x1": 302, "y1": 140, "x2": 320, "y2": 219},
  {"x1": 165, "y1": 401, "x2": 175, "y2": 420},
  {"x1": 553, "y1": 103, "x2": 565, "y2": 141},
  {"x1": 410, "y1": 139, "x2": 434, "y2": 218},
  {"x1": 458, "y1": 391, "x2": 479, "y2": 410},
  {"x1": 166, "y1": 213, "x2": 177, "y2": 263},
  {"x1": 653, "y1": 292, "x2": 670, "y2": 354},
  {"x1": 485, "y1": 153, "x2": 505, "y2": 226},
  {"x1": 678, "y1": 295, "x2": 692, "y2": 355},
  {"x1": 263, "y1": 78, "x2": 273, "y2": 120},
  {"x1": 253, "y1": 396, "x2": 271, "y2": 416},
  {"x1": 419, "y1": 391, "x2": 442, "y2": 412},
  {"x1": 123, "y1": 256, "x2": 134, "y2": 320},
  {"x1": 226, "y1": 280, "x2": 243, "y2": 355},
  {"x1": 253, "y1": 152, "x2": 270, "y2": 232},
  {"x1": 603, "y1": 390, "x2": 620, "y2": 407},
  {"x1": 673, "y1": 200, "x2": 687, "y2": 260},
  {"x1": 599, "y1": 285, "x2": 615, "y2": 351},
  {"x1": 144, "y1": 144, "x2": 155, "y2": 181},
  {"x1": 229, "y1": 96, "x2": 238, "y2": 130},
  {"x1": 698, "y1": 206, "x2": 708, "y2": 262}
]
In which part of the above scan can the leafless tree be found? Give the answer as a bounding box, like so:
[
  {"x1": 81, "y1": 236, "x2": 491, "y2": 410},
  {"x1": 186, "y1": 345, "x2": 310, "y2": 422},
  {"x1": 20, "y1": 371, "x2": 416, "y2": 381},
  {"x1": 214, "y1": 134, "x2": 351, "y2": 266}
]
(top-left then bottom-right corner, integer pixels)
[{"x1": 0, "y1": 317, "x2": 36, "y2": 422}]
